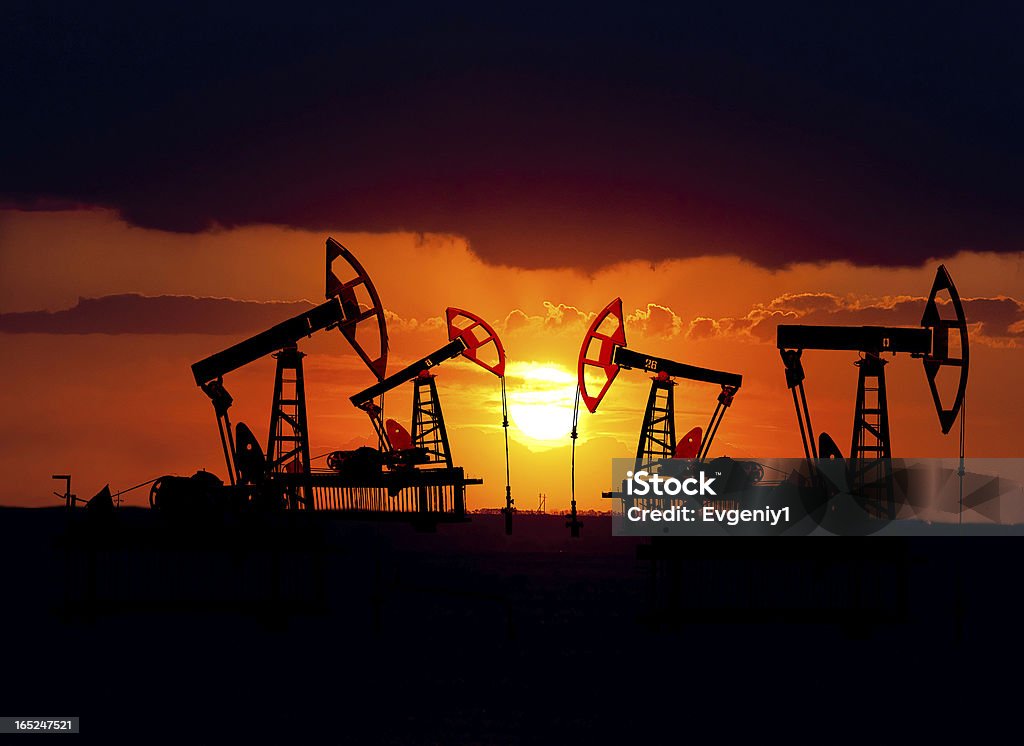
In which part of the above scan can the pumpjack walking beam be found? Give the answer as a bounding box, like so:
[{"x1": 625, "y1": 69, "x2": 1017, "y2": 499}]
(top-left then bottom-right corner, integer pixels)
[
  {"x1": 350, "y1": 339, "x2": 466, "y2": 410},
  {"x1": 612, "y1": 346, "x2": 742, "y2": 462}
]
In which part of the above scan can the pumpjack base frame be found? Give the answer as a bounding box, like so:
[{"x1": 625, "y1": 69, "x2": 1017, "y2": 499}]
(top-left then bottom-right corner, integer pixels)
[{"x1": 293, "y1": 467, "x2": 479, "y2": 523}]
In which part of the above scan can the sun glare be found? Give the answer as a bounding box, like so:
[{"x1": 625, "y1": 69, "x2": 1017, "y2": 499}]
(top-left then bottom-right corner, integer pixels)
[{"x1": 506, "y1": 362, "x2": 578, "y2": 447}]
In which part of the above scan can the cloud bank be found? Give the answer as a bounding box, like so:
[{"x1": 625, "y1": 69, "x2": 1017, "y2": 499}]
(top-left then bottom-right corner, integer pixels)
[{"x1": 0, "y1": 295, "x2": 315, "y2": 335}]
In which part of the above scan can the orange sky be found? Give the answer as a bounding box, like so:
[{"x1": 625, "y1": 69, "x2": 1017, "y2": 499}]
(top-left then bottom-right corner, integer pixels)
[{"x1": 1, "y1": 208, "x2": 1021, "y2": 509}]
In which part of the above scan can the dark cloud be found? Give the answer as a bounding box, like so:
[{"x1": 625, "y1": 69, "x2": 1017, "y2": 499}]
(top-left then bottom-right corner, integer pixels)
[
  {"x1": 2, "y1": 4, "x2": 1023, "y2": 269},
  {"x1": 961, "y1": 297, "x2": 1024, "y2": 340},
  {"x1": 0, "y1": 295, "x2": 314, "y2": 335}
]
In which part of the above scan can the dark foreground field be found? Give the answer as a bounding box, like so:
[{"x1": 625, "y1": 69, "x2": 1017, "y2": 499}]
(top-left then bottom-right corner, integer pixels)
[{"x1": 0, "y1": 507, "x2": 1014, "y2": 742}]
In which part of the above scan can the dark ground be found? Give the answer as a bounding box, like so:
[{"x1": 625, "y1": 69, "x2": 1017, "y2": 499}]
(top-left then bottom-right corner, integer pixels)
[{"x1": 0, "y1": 507, "x2": 1015, "y2": 743}]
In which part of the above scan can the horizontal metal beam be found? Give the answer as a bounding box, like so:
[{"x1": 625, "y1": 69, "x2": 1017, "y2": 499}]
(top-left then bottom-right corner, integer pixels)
[
  {"x1": 614, "y1": 347, "x2": 742, "y2": 388},
  {"x1": 777, "y1": 325, "x2": 930, "y2": 354},
  {"x1": 350, "y1": 339, "x2": 467, "y2": 407},
  {"x1": 192, "y1": 299, "x2": 344, "y2": 385}
]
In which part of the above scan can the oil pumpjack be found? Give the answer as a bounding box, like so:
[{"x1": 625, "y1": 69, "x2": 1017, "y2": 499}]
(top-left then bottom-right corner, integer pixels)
[
  {"x1": 150, "y1": 238, "x2": 389, "y2": 514},
  {"x1": 776, "y1": 264, "x2": 969, "y2": 518},
  {"x1": 346, "y1": 308, "x2": 514, "y2": 530},
  {"x1": 569, "y1": 298, "x2": 743, "y2": 535},
  {"x1": 152, "y1": 241, "x2": 505, "y2": 524},
  {"x1": 154, "y1": 240, "x2": 502, "y2": 525}
]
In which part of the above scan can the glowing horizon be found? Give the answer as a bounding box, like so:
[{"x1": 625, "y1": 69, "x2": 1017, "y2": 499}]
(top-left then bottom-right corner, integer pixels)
[{"x1": 0, "y1": 209, "x2": 1020, "y2": 512}]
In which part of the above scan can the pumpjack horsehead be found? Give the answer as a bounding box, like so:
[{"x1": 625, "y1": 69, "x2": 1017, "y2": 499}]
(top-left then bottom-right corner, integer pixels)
[
  {"x1": 776, "y1": 265, "x2": 970, "y2": 519},
  {"x1": 569, "y1": 298, "x2": 744, "y2": 535},
  {"x1": 347, "y1": 309, "x2": 514, "y2": 531}
]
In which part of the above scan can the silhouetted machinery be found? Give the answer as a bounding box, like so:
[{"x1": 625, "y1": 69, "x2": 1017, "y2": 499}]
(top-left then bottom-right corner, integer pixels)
[
  {"x1": 776, "y1": 265, "x2": 969, "y2": 517},
  {"x1": 150, "y1": 238, "x2": 389, "y2": 514},
  {"x1": 570, "y1": 298, "x2": 743, "y2": 535},
  {"x1": 152, "y1": 240, "x2": 504, "y2": 526},
  {"x1": 346, "y1": 308, "x2": 512, "y2": 529},
  {"x1": 52, "y1": 474, "x2": 113, "y2": 513}
]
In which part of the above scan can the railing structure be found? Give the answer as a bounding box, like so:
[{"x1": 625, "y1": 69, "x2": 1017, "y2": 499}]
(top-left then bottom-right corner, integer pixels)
[{"x1": 306, "y1": 468, "x2": 478, "y2": 521}]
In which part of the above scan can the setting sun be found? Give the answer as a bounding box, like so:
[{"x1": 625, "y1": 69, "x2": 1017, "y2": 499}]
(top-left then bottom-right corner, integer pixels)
[{"x1": 505, "y1": 362, "x2": 578, "y2": 447}]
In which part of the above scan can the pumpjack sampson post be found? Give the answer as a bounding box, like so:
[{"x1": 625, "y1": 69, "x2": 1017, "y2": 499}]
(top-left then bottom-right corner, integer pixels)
[
  {"x1": 776, "y1": 265, "x2": 969, "y2": 518},
  {"x1": 569, "y1": 298, "x2": 743, "y2": 535}
]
